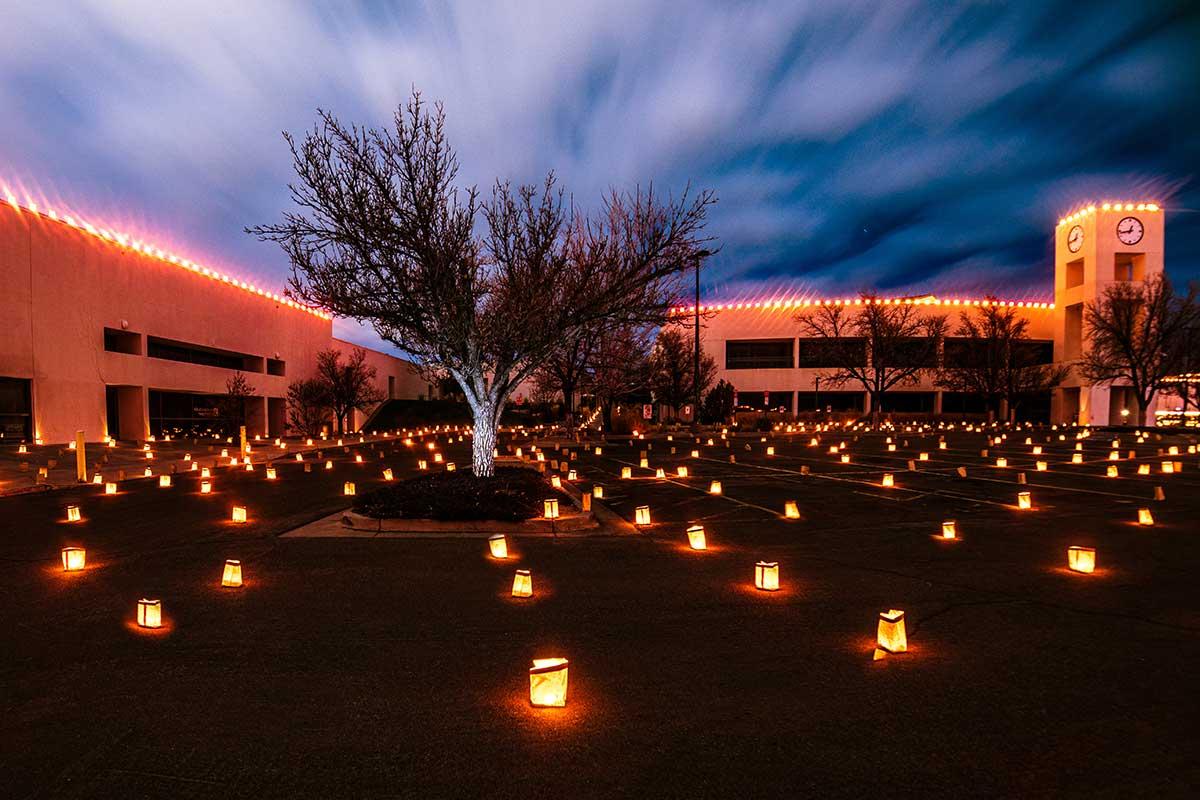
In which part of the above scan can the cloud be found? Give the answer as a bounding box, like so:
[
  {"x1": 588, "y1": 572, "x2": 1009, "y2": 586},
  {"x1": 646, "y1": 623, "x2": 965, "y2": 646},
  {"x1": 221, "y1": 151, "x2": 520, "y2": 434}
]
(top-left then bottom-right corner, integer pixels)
[{"x1": 1, "y1": 1, "x2": 1197, "y2": 352}]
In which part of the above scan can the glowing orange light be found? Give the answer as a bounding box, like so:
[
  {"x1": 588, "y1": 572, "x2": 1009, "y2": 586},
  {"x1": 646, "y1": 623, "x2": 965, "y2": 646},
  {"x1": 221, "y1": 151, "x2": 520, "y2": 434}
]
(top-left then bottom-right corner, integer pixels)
[
  {"x1": 61, "y1": 546, "x2": 86, "y2": 571},
  {"x1": 1067, "y1": 546, "x2": 1096, "y2": 574},
  {"x1": 876, "y1": 609, "x2": 907, "y2": 653},
  {"x1": 529, "y1": 658, "x2": 569, "y2": 707},
  {"x1": 755, "y1": 561, "x2": 779, "y2": 591}
]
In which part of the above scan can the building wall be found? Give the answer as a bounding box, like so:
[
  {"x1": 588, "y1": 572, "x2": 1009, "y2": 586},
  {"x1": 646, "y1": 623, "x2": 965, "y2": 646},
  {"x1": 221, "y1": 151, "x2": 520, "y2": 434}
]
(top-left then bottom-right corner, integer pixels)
[
  {"x1": 698, "y1": 299, "x2": 1056, "y2": 417},
  {"x1": 0, "y1": 202, "x2": 421, "y2": 443},
  {"x1": 332, "y1": 337, "x2": 429, "y2": 430}
]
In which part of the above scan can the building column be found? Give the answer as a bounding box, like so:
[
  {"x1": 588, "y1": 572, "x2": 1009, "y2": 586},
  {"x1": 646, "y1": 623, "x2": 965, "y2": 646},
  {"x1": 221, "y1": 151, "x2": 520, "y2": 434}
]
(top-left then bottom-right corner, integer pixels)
[
  {"x1": 245, "y1": 396, "x2": 268, "y2": 437},
  {"x1": 933, "y1": 391, "x2": 943, "y2": 416},
  {"x1": 1082, "y1": 385, "x2": 1110, "y2": 427}
]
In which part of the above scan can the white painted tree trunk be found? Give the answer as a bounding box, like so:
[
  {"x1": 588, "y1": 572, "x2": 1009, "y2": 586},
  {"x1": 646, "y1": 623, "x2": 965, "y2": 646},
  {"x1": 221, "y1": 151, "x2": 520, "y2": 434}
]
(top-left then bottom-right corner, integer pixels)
[{"x1": 472, "y1": 407, "x2": 497, "y2": 477}]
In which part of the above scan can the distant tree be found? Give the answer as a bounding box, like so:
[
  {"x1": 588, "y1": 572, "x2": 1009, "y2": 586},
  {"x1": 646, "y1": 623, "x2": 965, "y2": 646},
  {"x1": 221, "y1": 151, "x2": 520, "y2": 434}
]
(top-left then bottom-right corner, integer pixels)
[
  {"x1": 1079, "y1": 274, "x2": 1199, "y2": 425},
  {"x1": 250, "y1": 90, "x2": 715, "y2": 475},
  {"x1": 1163, "y1": 319, "x2": 1200, "y2": 413},
  {"x1": 586, "y1": 324, "x2": 653, "y2": 431},
  {"x1": 220, "y1": 371, "x2": 256, "y2": 432},
  {"x1": 531, "y1": 322, "x2": 598, "y2": 426},
  {"x1": 287, "y1": 378, "x2": 332, "y2": 437},
  {"x1": 937, "y1": 300, "x2": 1069, "y2": 422},
  {"x1": 316, "y1": 347, "x2": 386, "y2": 434},
  {"x1": 649, "y1": 325, "x2": 717, "y2": 420},
  {"x1": 702, "y1": 379, "x2": 736, "y2": 424},
  {"x1": 797, "y1": 296, "x2": 947, "y2": 428}
]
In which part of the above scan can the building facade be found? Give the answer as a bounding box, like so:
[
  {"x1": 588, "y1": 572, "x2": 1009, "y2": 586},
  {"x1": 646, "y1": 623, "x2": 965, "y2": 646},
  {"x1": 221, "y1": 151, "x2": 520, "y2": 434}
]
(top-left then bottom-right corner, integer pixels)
[
  {"x1": 696, "y1": 202, "x2": 1165, "y2": 426},
  {"x1": 0, "y1": 197, "x2": 425, "y2": 444}
]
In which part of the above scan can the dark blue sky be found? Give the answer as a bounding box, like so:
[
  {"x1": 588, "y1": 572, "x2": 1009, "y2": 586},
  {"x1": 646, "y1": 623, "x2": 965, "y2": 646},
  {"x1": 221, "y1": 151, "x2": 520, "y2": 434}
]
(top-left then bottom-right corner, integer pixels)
[{"x1": 2, "y1": 1, "x2": 1198, "y2": 351}]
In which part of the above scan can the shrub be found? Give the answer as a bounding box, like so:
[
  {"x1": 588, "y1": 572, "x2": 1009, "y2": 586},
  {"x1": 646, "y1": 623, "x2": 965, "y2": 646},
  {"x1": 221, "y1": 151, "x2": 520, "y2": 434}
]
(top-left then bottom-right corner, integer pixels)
[{"x1": 353, "y1": 467, "x2": 567, "y2": 521}]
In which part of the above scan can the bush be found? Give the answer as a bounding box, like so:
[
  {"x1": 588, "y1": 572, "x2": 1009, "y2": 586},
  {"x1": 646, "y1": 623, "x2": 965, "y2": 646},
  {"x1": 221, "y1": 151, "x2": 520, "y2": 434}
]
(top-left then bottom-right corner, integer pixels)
[{"x1": 353, "y1": 467, "x2": 567, "y2": 521}]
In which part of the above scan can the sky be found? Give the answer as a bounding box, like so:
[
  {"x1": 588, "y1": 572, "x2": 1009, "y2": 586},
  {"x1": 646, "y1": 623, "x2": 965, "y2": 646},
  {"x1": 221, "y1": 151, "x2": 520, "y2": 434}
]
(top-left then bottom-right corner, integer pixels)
[{"x1": 2, "y1": 1, "x2": 1198, "y2": 353}]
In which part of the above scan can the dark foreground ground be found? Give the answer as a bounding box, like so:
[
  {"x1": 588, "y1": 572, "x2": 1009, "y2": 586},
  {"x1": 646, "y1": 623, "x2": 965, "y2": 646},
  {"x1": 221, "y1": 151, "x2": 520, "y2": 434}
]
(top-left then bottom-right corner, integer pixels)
[{"x1": 2, "y1": 426, "x2": 1199, "y2": 798}]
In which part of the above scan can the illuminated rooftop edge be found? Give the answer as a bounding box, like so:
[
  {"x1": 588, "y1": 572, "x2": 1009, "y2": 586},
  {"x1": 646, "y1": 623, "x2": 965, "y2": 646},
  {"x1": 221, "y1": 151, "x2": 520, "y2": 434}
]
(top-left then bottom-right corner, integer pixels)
[
  {"x1": 1057, "y1": 201, "x2": 1160, "y2": 227},
  {"x1": 671, "y1": 296, "x2": 1055, "y2": 315},
  {"x1": 1, "y1": 189, "x2": 332, "y2": 320}
]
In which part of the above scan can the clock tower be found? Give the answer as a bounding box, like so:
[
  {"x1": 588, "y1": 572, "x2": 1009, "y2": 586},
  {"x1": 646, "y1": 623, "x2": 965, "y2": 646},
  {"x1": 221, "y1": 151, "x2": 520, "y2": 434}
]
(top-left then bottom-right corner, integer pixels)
[{"x1": 1052, "y1": 201, "x2": 1165, "y2": 426}]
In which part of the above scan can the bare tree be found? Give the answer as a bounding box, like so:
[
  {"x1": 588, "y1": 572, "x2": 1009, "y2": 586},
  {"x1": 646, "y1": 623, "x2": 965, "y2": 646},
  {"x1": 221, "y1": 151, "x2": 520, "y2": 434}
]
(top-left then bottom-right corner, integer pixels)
[
  {"x1": 530, "y1": 322, "x2": 598, "y2": 426},
  {"x1": 316, "y1": 347, "x2": 385, "y2": 434},
  {"x1": 586, "y1": 324, "x2": 653, "y2": 432},
  {"x1": 220, "y1": 371, "x2": 256, "y2": 432},
  {"x1": 797, "y1": 296, "x2": 947, "y2": 428},
  {"x1": 649, "y1": 325, "x2": 717, "y2": 420},
  {"x1": 287, "y1": 377, "x2": 332, "y2": 437},
  {"x1": 938, "y1": 300, "x2": 1068, "y2": 422},
  {"x1": 250, "y1": 90, "x2": 715, "y2": 475},
  {"x1": 1079, "y1": 274, "x2": 1198, "y2": 425}
]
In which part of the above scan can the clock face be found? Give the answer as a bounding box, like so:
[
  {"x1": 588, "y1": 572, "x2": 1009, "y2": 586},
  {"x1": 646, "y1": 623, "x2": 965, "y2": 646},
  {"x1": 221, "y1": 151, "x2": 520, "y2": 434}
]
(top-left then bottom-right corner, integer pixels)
[
  {"x1": 1067, "y1": 225, "x2": 1084, "y2": 253},
  {"x1": 1117, "y1": 216, "x2": 1144, "y2": 246}
]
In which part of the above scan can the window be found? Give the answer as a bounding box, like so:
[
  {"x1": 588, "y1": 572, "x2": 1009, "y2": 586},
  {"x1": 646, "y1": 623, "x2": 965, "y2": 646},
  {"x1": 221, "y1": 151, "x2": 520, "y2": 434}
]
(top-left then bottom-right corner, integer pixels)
[
  {"x1": 1014, "y1": 340, "x2": 1054, "y2": 365},
  {"x1": 798, "y1": 338, "x2": 865, "y2": 368},
  {"x1": 942, "y1": 391, "x2": 988, "y2": 414},
  {"x1": 147, "y1": 337, "x2": 263, "y2": 372},
  {"x1": 725, "y1": 339, "x2": 793, "y2": 370},
  {"x1": 734, "y1": 390, "x2": 792, "y2": 411},
  {"x1": 887, "y1": 338, "x2": 939, "y2": 369},
  {"x1": 103, "y1": 327, "x2": 141, "y2": 355},
  {"x1": 0, "y1": 377, "x2": 32, "y2": 439},
  {"x1": 1064, "y1": 304, "x2": 1083, "y2": 361},
  {"x1": 880, "y1": 392, "x2": 936, "y2": 413},
  {"x1": 267, "y1": 358, "x2": 287, "y2": 377},
  {"x1": 943, "y1": 338, "x2": 983, "y2": 369},
  {"x1": 1114, "y1": 253, "x2": 1145, "y2": 282},
  {"x1": 1065, "y1": 258, "x2": 1084, "y2": 289},
  {"x1": 796, "y1": 390, "x2": 863, "y2": 412}
]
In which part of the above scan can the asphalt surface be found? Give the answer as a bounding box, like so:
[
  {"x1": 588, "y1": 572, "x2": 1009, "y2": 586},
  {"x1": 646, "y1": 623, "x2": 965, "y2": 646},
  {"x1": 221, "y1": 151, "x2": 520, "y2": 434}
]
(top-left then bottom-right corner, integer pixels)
[{"x1": 2, "y1": 426, "x2": 1199, "y2": 798}]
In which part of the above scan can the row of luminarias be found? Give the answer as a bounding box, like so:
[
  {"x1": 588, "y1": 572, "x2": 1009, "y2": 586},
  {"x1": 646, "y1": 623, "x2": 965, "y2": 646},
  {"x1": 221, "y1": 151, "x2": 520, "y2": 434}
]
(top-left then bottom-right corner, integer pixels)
[{"x1": 57, "y1": 427, "x2": 1167, "y2": 704}]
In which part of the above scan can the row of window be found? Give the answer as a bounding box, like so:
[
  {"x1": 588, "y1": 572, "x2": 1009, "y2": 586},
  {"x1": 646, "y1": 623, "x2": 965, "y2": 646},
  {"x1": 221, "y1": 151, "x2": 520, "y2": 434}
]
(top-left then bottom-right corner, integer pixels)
[
  {"x1": 735, "y1": 389, "x2": 1053, "y2": 417},
  {"x1": 103, "y1": 328, "x2": 286, "y2": 376},
  {"x1": 725, "y1": 338, "x2": 1054, "y2": 370}
]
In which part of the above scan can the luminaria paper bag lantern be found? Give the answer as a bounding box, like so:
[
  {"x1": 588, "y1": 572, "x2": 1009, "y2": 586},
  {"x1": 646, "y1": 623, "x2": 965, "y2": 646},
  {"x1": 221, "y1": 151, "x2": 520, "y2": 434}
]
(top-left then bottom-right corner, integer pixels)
[
  {"x1": 343, "y1": 481, "x2": 356, "y2": 496},
  {"x1": 1017, "y1": 491, "x2": 1032, "y2": 510},
  {"x1": 783, "y1": 500, "x2": 800, "y2": 519},
  {"x1": 1071, "y1": 452, "x2": 1084, "y2": 464},
  {"x1": 840, "y1": 454, "x2": 851, "y2": 464},
  {"x1": 634, "y1": 505, "x2": 651, "y2": 525},
  {"x1": 221, "y1": 559, "x2": 243, "y2": 587},
  {"x1": 639, "y1": 458, "x2": 649, "y2": 469},
  {"x1": 266, "y1": 467, "x2": 277, "y2": 480},
  {"x1": 105, "y1": 482, "x2": 118, "y2": 495},
  {"x1": 941, "y1": 520, "x2": 957, "y2": 539},
  {"x1": 1137, "y1": 508, "x2": 1154, "y2": 526},
  {"x1": 137, "y1": 598, "x2": 162, "y2": 629},
  {"x1": 1036, "y1": 461, "x2": 1048, "y2": 471},
  {"x1": 654, "y1": 467, "x2": 666, "y2": 479},
  {"x1": 550, "y1": 475, "x2": 562, "y2": 489},
  {"x1": 881, "y1": 473, "x2": 894, "y2": 488},
  {"x1": 709, "y1": 480, "x2": 722, "y2": 495},
  {"x1": 621, "y1": 466, "x2": 632, "y2": 479},
  {"x1": 995, "y1": 457, "x2": 1007, "y2": 468},
  {"x1": 528, "y1": 658, "x2": 569, "y2": 707},
  {"x1": 755, "y1": 561, "x2": 779, "y2": 591},
  {"x1": 488, "y1": 534, "x2": 508, "y2": 559},
  {"x1": 876, "y1": 609, "x2": 907, "y2": 653},
  {"x1": 66, "y1": 505, "x2": 82, "y2": 523},
  {"x1": 231, "y1": 506, "x2": 247, "y2": 523},
  {"x1": 1106, "y1": 465, "x2": 1118, "y2": 478},
  {"x1": 159, "y1": 475, "x2": 172, "y2": 488},
  {"x1": 61, "y1": 546, "x2": 86, "y2": 571},
  {"x1": 686, "y1": 524, "x2": 706, "y2": 550},
  {"x1": 1067, "y1": 546, "x2": 1096, "y2": 574},
  {"x1": 512, "y1": 569, "x2": 533, "y2": 598},
  {"x1": 201, "y1": 480, "x2": 212, "y2": 494},
  {"x1": 676, "y1": 466, "x2": 689, "y2": 478},
  {"x1": 592, "y1": 485, "x2": 604, "y2": 499},
  {"x1": 543, "y1": 498, "x2": 560, "y2": 519}
]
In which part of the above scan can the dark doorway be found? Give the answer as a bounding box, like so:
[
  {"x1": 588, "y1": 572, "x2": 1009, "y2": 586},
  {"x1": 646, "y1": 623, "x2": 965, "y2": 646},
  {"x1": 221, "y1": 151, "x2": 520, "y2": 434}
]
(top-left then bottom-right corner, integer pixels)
[{"x1": 0, "y1": 377, "x2": 33, "y2": 441}]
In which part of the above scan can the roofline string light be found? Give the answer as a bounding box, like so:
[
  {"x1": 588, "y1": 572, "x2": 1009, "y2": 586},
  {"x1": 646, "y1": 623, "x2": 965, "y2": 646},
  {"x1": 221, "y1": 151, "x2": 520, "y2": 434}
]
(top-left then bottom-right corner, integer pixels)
[
  {"x1": 671, "y1": 295, "x2": 1055, "y2": 315},
  {"x1": 1, "y1": 187, "x2": 332, "y2": 320},
  {"x1": 1057, "y1": 201, "x2": 1160, "y2": 227}
]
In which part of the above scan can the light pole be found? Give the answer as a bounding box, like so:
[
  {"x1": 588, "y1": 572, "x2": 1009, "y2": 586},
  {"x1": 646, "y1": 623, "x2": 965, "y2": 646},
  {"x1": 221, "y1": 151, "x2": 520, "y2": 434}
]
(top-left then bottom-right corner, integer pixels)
[{"x1": 692, "y1": 249, "x2": 711, "y2": 432}]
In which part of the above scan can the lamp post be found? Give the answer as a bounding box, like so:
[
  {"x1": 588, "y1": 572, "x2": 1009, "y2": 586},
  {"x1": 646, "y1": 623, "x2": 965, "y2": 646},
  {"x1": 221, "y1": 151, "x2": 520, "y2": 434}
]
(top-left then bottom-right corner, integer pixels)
[{"x1": 692, "y1": 249, "x2": 712, "y2": 432}]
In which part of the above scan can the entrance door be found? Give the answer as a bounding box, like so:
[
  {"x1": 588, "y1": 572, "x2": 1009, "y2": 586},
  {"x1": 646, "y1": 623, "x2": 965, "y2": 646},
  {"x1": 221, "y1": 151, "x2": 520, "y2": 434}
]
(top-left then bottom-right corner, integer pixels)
[{"x1": 105, "y1": 386, "x2": 121, "y2": 441}]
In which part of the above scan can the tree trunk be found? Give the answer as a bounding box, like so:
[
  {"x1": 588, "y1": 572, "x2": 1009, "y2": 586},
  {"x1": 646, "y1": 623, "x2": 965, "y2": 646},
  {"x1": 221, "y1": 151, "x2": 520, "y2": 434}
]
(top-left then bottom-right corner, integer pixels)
[{"x1": 471, "y1": 402, "x2": 499, "y2": 477}]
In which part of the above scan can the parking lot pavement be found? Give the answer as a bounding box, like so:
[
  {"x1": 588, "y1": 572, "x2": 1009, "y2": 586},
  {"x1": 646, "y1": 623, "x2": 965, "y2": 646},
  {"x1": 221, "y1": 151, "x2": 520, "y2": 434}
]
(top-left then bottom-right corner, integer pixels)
[{"x1": 3, "y1": 426, "x2": 1198, "y2": 797}]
